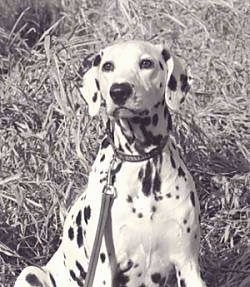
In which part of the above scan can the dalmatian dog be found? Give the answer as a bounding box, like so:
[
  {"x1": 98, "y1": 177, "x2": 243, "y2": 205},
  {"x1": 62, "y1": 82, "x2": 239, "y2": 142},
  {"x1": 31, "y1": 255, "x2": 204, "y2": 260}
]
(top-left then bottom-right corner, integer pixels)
[{"x1": 15, "y1": 40, "x2": 206, "y2": 287}]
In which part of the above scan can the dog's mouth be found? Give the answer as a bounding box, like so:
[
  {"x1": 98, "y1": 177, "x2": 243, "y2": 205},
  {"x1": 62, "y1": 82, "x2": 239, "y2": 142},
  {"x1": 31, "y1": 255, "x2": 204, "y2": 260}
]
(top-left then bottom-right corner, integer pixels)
[{"x1": 112, "y1": 107, "x2": 141, "y2": 119}]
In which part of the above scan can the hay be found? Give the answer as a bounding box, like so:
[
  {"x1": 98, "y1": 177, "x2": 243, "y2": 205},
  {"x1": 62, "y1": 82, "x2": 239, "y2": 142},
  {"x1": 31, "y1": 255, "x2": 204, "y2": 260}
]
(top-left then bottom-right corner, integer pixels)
[{"x1": 0, "y1": 0, "x2": 249, "y2": 286}]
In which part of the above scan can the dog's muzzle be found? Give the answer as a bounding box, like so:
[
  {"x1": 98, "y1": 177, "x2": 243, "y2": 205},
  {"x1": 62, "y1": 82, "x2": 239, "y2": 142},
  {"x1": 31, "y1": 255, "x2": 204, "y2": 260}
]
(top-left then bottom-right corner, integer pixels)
[{"x1": 110, "y1": 82, "x2": 133, "y2": 106}]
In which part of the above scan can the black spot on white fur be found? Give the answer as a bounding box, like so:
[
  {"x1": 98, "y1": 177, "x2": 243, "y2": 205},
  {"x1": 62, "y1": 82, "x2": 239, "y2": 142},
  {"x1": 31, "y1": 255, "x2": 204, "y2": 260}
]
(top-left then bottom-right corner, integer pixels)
[
  {"x1": 95, "y1": 78, "x2": 100, "y2": 90},
  {"x1": 76, "y1": 260, "x2": 87, "y2": 280},
  {"x1": 100, "y1": 253, "x2": 106, "y2": 263},
  {"x1": 170, "y1": 152, "x2": 176, "y2": 169},
  {"x1": 152, "y1": 114, "x2": 158, "y2": 126},
  {"x1": 142, "y1": 161, "x2": 152, "y2": 196},
  {"x1": 180, "y1": 278, "x2": 187, "y2": 287},
  {"x1": 68, "y1": 226, "x2": 74, "y2": 240},
  {"x1": 93, "y1": 54, "x2": 101, "y2": 66},
  {"x1": 180, "y1": 74, "x2": 190, "y2": 93},
  {"x1": 76, "y1": 210, "x2": 82, "y2": 226},
  {"x1": 178, "y1": 166, "x2": 186, "y2": 178},
  {"x1": 151, "y1": 272, "x2": 161, "y2": 283},
  {"x1": 101, "y1": 137, "x2": 110, "y2": 149},
  {"x1": 168, "y1": 74, "x2": 177, "y2": 91},
  {"x1": 159, "y1": 61, "x2": 164, "y2": 70},
  {"x1": 161, "y1": 49, "x2": 171, "y2": 62},
  {"x1": 92, "y1": 92, "x2": 98, "y2": 102},
  {"x1": 26, "y1": 274, "x2": 43, "y2": 286},
  {"x1": 49, "y1": 273, "x2": 57, "y2": 287},
  {"x1": 77, "y1": 226, "x2": 83, "y2": 247},
  {"x1": 190, "y1": 191, "x2": 195, "y2": 207},
  {"x1": 84, "y1": 205, "x2": 91, "y2": 224}
]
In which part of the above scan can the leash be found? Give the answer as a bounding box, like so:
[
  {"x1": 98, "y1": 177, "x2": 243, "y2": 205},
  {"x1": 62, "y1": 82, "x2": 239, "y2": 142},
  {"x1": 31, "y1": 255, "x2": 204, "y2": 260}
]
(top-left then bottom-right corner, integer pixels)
[
  {"x1": 85, "y1": 155, "x2": 117, "y2": 287},
  {"x1": 85, "y1": 120, "x2": 169, "y2": 286}
]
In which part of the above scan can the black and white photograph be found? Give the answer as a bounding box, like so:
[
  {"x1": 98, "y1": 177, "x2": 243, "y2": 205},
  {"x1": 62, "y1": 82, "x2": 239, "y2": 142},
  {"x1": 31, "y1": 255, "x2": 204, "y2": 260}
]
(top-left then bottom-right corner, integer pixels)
[{"x1": 0, "y1": 1, "x2": 249, "y2": 286}]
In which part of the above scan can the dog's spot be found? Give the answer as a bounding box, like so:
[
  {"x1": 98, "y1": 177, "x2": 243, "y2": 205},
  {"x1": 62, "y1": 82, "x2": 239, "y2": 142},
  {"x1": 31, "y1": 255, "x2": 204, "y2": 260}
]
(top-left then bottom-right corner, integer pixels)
[
  {"x1": 183, "y1": 219, "x2": 187, "y2": 224},
  {"x1": 92, "y1": 92, "x2": 98, "y2": 102},
  {"x1": 101, "y1": 138, "x2": 110, "y2": 149},
  {"x1": 131, "y1": 116, "x2": 141, "y2": 124},
  {"x1": 180, "y1": 96, "x2": 185, "y2": 104},
  {"x1": 159, "y1": 82, "x2": 163, "y2": 88},
  {"x1": 168, "y1": 74, "x2": 177, "y2": 91},
  {"x1": 178, "y1": 166, "x2": 186, "y2": 178},
  {"x1": 170, "y1": 153, "x2": 176, "y2": 169},
  {"x1": 138, "y1": 212, "x2": 143, "y2": 218},
  {"x1": 132, "y1": 207, "x2": 136, "y2": 213},
  {"x1": 118, "y1": 143, "x2": 125, "y2": 152},
  {"x1": 84, "y1": 205, "x2": 91, "y2": 224},
  {"x1": 140, "y1": 126, "x2": 163, "y2": 145},
  {"x1": 161, "y1": 49, "x2": 171, "y2": 62},
  {"x1": 125, "y1": 142, "x2": 132, "y2": 153},
  {"x1": 159, "y1": 61, "x2": 164, "y2": 70},
  {"x1": 69, "y1": 269, "x2": 77, "y2": 281},
  {"x1": 151, "y1": 272, "x2": 161, "y2": 283},
  {"x1": 164, "y1": 106, "x2": 168, "y2": 118},
  {"x1": 142, "y1": 161, "x2": 152, "y2": 196},
  {"x1": 180, "y1": 278, "x2": 187, "y2": 287},
  {"x1": 137, "y1": 272, "x2": 142, "y2": 277},
  {"x1": 187, "y1": 227, "x2": 191, "y2": 233},
  {"x1": 95, "y1": 79, "x2": 100, "y2": 90},
  {"x1": 155, "y1": 195, "x2": 163, "y2": 201},
  {"x1": 180, "y1": 74, "x2": 190, "y2": 93},
  {"x1": 84, "y1": 246, "x2": 88, "y2": 259},
  {"x1": 114, "y1": 271, "x2": 130, "y2": 285},
  {"x1": 111, "y1": 162, "x2": 123, "y2": 184},
  {"x1": 153, "y1": 171, "x2": 161, "y2": 192},
  {"x1": 176, "y1": 195, "x2": 180, "y2": 199},
  {"x1": 26, "y1": 274, "x2": 43, "y2": 286},
  {"x1": 138, "y1": 168, "x2": 144, "y2": 180},
  {"x1": 190, "y1": 191, "x2": 195, "y2": 207},
  {"x1": 76, "y1": 260, "x2": 87, "y2": 280},
  {"x1": 152, "y1": 114, "x2": 158, "y2": 126},
  {"x1": 68, "y1": 226, "x2": 74, "y2": 240},
  {"x1": 77, "y1": 227, "x2": 83, "y2": 247},
  {"x1": 127, "y1": 195, "x2": 133, "y2": 203},
  {"x1": 100, "y1": 154, "x2": 105, "y2": 162},
  {"x1": 139, "y1": 284, "x2": 146, "y2": 287},
  {"x1": 176, "y1": 185, "x2": 179, "y2": 190},
  {"x1": 154, "y1": 101, "x2": 161, "y2": 108},
  {"x1": 76, "y1": 210, "x2": 82, "y2": 226},
  {"x1": 167, "y1": 113, "x2": 172, "y2": 131},
  {"x1": 166, "y1": 192, "x2": 171, "y2": 198},
  {"x1": 100, "y1": 253, "x2": 106, "y2": 263},
  {"x1": 93, "y1": 54, "x2": 101, "y2": 66}
]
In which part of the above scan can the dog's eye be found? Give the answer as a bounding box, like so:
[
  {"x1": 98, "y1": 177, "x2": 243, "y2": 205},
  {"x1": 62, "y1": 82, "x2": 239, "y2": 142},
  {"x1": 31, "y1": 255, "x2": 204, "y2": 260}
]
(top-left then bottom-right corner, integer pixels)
[
  {"x1": 102, "y1": 61, "x2": 115, "y2": 72},
  {"x1": 139, "y1": 59, "x2": 155, "y2": 69}
]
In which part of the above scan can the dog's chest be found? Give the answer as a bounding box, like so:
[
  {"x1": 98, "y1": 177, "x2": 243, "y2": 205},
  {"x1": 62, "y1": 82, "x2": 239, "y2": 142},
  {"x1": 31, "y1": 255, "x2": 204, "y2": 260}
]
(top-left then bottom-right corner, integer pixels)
[{"x1": 85, "y1": 141, "x2": 195, "y2": 257}]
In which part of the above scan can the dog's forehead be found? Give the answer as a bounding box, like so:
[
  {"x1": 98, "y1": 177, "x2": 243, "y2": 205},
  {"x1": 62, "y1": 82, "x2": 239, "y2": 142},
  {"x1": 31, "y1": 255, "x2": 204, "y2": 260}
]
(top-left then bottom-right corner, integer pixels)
[{"x1": 101, "y1": 41, "x2": 159, "y2": 61}]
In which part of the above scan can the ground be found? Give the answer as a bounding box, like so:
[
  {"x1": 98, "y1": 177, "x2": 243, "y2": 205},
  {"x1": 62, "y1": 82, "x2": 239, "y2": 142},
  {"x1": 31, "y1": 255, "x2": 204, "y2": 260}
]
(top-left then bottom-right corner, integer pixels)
[{"x1": 0, "y1": 0, "x2": 249, "y2": 286}]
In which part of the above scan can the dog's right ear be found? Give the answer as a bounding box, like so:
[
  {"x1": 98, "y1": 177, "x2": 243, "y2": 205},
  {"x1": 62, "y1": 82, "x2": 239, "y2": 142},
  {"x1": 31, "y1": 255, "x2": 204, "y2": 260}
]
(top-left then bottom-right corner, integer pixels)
[{"x1": 80, "y1": 54, "x2": 102, "y2": 116}]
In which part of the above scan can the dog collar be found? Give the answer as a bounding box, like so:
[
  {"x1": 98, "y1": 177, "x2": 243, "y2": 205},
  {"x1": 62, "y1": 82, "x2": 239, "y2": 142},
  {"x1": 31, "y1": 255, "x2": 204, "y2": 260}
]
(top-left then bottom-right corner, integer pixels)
[{"x1": 105, "y1": 129, "x2": 169, "y2": 162}]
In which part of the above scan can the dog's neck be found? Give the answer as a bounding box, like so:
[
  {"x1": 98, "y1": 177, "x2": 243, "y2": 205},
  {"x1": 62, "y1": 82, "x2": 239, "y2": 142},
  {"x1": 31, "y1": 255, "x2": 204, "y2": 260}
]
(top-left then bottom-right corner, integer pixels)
[{"x1": 107, "y1": 102, "x2": 172, "y2": 156}]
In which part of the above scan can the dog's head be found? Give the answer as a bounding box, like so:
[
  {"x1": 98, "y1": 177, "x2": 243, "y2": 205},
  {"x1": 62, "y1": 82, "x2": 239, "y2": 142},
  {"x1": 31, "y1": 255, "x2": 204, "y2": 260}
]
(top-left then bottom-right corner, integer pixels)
[{"x1": 80, "y1": 40, "x2": 190, "y2": 118}]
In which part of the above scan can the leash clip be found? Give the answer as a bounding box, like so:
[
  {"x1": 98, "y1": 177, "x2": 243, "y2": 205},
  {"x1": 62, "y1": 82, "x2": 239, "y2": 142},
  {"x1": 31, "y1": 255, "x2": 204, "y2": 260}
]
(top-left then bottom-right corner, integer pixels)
[{"x1": 103, "y1": 184, "x2": 117, "y2": 198}]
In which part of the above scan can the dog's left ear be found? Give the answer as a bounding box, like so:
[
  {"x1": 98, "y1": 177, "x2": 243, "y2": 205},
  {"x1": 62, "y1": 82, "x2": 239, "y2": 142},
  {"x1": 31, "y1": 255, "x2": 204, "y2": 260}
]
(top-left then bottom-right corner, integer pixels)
[
  {"x1": 79, "y1": 54, "x2": 102, "y2": 116},
  {"x1": 157, "y1": 44, "x2": 191, "y2": 111}
]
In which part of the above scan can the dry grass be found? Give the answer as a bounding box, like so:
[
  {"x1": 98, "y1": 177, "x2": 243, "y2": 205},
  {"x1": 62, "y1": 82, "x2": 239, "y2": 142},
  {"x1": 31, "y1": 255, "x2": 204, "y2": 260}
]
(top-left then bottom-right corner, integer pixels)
[{"x1": 0, "y1": 0, "x2": 249, "y2": 286}]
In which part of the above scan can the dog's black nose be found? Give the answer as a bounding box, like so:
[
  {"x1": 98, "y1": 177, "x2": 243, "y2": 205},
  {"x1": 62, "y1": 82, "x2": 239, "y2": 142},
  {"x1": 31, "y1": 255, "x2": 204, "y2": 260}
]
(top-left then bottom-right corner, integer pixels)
[{"x1": 110, "y1": 82, "x2": 133, "y2": 106}]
